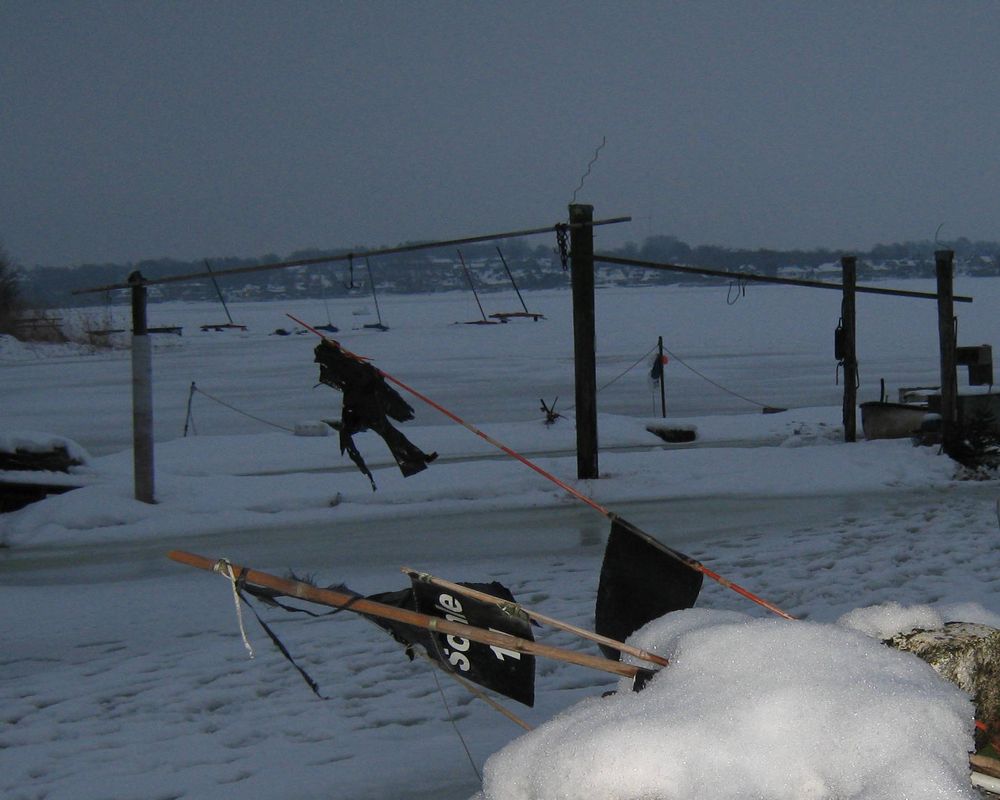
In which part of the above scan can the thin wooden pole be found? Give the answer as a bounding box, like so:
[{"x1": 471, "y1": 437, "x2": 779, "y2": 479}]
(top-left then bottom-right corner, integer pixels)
[
  {"x1": 569, "y1": 203, "x2": 598, "y2": 479},
  {"x1": 128, "y1": 271, "x2": 154, "y2": 503},
  {"x1": 657, "y1": 336, "x2": 667, "y2": 418},
  {"x1": 457, "y1": 249, "x2": 489, "y2": 322},
  {"x1": 73, "y1": 217, "x2": 632, "y2": 295},
  {"x1": 496, "y1": 247, "x2": 530, "y2": 314},
  {"x1": 204, "y1": 260, "x2": 235, "y2": 324},
  {"x1": 365, "y1": 258, "x2": 385, "y2": 328},
  {"x1": 936, "y1": 250, "x2": 958, "y2": 455},
  {"x1": 167, "y1": 550, "x2": 646, "y2": 680},
  {"x1": 593, "y1": 254, "x2": 973, "y2": 303},
  {"x1": 402, "y1": 567, "x2": 670, "y2": 668},
  {"x1": 183, "y1": 382, "x2": 196, "y2": 437},
  {"x1": 841, "y1": 256, "x2": 858, "y2": 442}
]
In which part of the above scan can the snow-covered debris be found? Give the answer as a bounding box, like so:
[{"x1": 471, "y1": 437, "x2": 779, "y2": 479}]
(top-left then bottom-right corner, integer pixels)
[
  {"x1": 478, "y1": 608, "x2": 978, "y2": 800},
  {"x1": 0, "y1": 430, "x2": 91, "y2": 468}
]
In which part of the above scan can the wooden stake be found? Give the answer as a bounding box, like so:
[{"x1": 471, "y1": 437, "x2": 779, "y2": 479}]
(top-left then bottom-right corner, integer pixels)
[
  {"x1": 129, "y1": 271, "x2": 154, "y2": 504},
  {"x1": 402, "y1": 567, "x2": 670, "y2": 668},
  {"x1": 936, "y1": 250, "x2": 958, "y2": 455},
  {"x1": 841, "y1": 256, "x2": 858, "y2": 443},
  {"x1": 569, "y1": 203, "x2": 598, "y2": 479},
  {"x1": 167, "y1": 550, "x2": 649, "y2": 680},
  {"x1": 657, "y1": 336, "x2": 667, "y2": 418}
]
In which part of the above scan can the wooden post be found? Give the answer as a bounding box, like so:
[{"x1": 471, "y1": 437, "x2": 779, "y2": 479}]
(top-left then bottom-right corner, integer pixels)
[
  {"x1": 935, "y1": 250, "x2": 958, "y2": 454},
  {"x1": 569, "y1": 204, "x2": 598, "y2": 479},
  {"x1": 129, "y1": 271, "x2": 155, "y2": 503},
  {"x1": 658, "y1": 335, "x2": 667, "y2": 418},
  {"x1": 841, "y1": 256, "x2": 858, "y2": 442}
]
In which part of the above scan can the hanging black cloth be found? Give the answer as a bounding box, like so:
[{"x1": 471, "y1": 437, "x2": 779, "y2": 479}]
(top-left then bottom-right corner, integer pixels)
[
  {"x1": 314, "y1": 340, "x2": 436, "y2": 489},
  {"x1": 595, "y1": 516, "x2": 703, "y2": 660}
]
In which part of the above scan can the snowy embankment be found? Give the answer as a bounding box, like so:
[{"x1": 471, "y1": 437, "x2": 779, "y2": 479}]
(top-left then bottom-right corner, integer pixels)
[{"x1": 0, "y1": 406, "x2": 957, "y2": 548}]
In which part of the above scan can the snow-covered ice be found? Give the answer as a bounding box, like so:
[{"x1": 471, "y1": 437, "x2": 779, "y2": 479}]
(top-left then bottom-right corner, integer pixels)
[{"x1": 2, "y1": 280, "x2": 999, "y2": 799}]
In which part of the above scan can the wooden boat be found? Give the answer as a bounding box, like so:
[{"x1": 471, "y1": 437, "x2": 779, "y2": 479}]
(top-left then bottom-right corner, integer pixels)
[{"x1": 860, "y1": 401, "x2": 929, "y2": 440}]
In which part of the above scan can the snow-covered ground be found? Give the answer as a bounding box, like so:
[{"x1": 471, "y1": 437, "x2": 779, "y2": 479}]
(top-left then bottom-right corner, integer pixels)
[{"x1": 2, "y1": 279, "x2": 999, "y2": 799}]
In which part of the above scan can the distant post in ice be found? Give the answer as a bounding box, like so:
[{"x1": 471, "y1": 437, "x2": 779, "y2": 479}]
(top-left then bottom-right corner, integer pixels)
[
  {"x1": 840, "y1": 256, "x2": 858, "y2": 442},
  {"x1": 657, "y1": 335, "x2": 667, "y2": 418},
  {"x1": 935, "y1": 250, "x2": 958, "y2": 455},
  {"x1": 129, "y1": 271, "x2": 155, "y2": 503},
  {"x1": 569, "y1": 203, "x2": 598, "y2": 480}
]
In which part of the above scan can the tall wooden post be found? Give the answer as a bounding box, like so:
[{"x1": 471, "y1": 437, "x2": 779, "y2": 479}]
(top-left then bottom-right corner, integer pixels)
[
  {"x1": 129, "y1": 271, "x2": 155, "y2": 503},
  {"x1": 935, "y1": 250, "x2": 958, "y2": 455},
  {"x1": 569, "y1": 203, "x2": 598, "y2": 479},
  {"x1": 840, "y1": 256, "x2": 858, "y2": 442}
]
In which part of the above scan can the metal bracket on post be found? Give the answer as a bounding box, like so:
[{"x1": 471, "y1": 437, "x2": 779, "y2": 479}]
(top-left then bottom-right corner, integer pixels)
[
  {"x1": 569, "y1": 204, "x2": 598, "y2": 479},
  {"x1": 129, "y1": 270, "x2": 155, "y2": 503}
]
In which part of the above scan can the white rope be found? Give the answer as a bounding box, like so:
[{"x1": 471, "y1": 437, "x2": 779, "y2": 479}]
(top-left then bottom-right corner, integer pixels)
[{"x1": 214, "y1": 559, "x2": 255, "y2": 659}]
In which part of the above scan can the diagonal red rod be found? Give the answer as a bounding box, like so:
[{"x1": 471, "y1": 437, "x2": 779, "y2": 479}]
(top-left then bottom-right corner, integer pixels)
[{"x1": 288, "y1": 313, "x2": 795, "y2": 620}]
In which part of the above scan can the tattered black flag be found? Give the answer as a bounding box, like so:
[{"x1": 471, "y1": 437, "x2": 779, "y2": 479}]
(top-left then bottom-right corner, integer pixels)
[
  {"x1": 314, "y1": 340, "x2": 437, "y2": 489},
  {"x1": 650, "y1": 352, "x2": 667, "y2": 382},
  {"x1": 595, "y1": 516, "x2": 703, "y2": 661},
  {"x1": 367, "y1": 577, "x2": 536, "y2": 707}
]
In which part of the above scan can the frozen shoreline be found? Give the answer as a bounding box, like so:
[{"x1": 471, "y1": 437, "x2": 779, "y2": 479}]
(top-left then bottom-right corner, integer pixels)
[{"x1": 3, "y1": 284, "x2": 999, "y2": 799}]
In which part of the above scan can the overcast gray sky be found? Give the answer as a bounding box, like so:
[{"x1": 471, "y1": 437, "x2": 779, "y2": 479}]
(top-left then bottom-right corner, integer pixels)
[{"x1": 3, "y1": 1, "x2": 1000, "y2": 267}]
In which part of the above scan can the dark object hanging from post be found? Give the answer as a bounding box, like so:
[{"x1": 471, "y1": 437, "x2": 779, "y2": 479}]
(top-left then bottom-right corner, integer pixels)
[
  {"x1": 129, "y1": 271, "x2": 155, "y2": 503},
  {"x1": 936, "y1": 251, "x2": 959, "y2": 456},
  {"x1": 569, "y1": 204, "x2": 598, "y2": 480},
  {"x1": 840, "y1": 256, "x2": 858, "y2": 442}
]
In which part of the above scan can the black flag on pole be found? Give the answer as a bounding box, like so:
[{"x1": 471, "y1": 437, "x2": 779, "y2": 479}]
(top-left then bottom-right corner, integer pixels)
[
  {"x1": 367, "y1": 578, "x2": 536, "y2": 707},
  {"x1": 314, "y1": 340, "x2": 437, "y2": 489},
  {"x1": 595, "y1": 517, "x2": 703, "y2": 660}
]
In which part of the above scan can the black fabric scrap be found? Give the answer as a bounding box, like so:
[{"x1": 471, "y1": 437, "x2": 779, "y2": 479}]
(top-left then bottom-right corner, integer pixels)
[
  {"x1": 314, "y1": 340, "x2": 437, "y2": 489},
  {"x1": 366, "y1": 579, "x2": 535, "y2": 707}
]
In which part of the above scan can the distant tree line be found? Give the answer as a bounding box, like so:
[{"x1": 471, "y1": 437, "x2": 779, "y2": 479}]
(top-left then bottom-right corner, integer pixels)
[{"x1": 12, "y1": 234, "x2": 1000, "y2": 309}]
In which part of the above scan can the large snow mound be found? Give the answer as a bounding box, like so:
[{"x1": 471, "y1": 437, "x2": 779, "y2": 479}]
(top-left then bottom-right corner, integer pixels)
[{"x1": 477, "y1": 609, "x2": 977, "y2": 800}]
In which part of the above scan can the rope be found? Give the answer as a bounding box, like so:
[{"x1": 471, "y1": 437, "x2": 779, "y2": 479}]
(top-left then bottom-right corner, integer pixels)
[
  {"x1": 189, "y1": 385, "x2": 295, "y2": 433},
  {"x1": 214, "y1": 559, "x2": 255, "y2": 658},
  {"x1": 659, "y1": 343, "x2": 773, "y2": 410},
  {"x1": 570, "y1": 136, "x2": 606, "y2": 204},
  {"x1": 726, "y1": 275, "x2": 750, "y2": 305},
  {"x1": 598, "y1": 344, "x2": 659, "y2": 394},
  {"x1": 425, "y1": 637, "x2": 483, "y2": 782},
  {"x1": 563, "y1": 343, "x2": 659, "y2": 414}
]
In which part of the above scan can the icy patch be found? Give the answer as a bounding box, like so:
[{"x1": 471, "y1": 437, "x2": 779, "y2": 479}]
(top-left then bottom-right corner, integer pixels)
[{"x1": 478, "y1": 609, "x2": 977, "y2": 800}]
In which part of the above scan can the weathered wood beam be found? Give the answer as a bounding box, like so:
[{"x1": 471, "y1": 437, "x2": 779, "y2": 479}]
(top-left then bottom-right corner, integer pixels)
[{"x1": 594, "y1": 254, "x2": 973, "y2": 303}]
